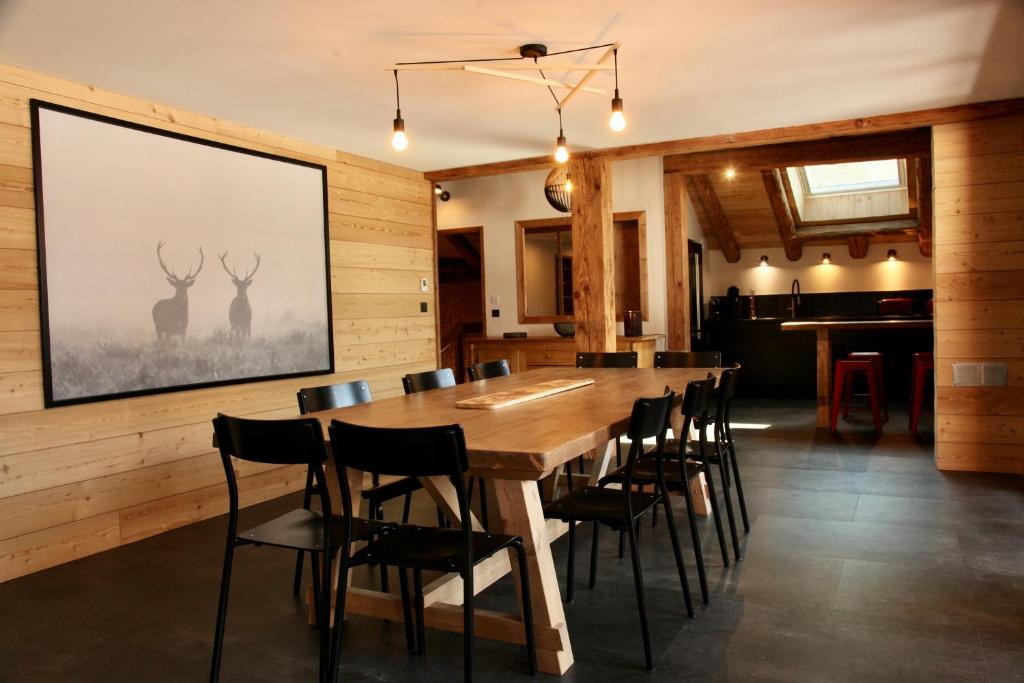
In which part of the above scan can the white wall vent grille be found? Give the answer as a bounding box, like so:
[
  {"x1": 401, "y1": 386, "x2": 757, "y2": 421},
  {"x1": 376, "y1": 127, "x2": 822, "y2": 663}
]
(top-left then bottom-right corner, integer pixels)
[{"x1": 952, "y1": 362, "x2": 1009, "y2": 387}]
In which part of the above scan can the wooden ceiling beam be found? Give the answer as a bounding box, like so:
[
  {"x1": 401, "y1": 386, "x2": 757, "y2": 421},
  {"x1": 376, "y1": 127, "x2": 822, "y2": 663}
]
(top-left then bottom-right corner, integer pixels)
[
  {"x1": 762, "y1": 169, "x2": 802, "y2": 261},
  {"x1": 686, "y1": 175, "x2": 741, "y2": 263},
  {"x1": 664, "y1": 129, "x2": 932, "y2": 175},
  {"x1": 798, "y1": 219, "x2": 918, "y2": 240},
  {"x1": 423, "y1": 97, "x2": 1024, "y2": 182},
  {"x1": 848, "y1": 235, "x2": 869, "y2": 259},
  {"x1": 915, "y1": 157, "x2": 933, "y2": 257}
]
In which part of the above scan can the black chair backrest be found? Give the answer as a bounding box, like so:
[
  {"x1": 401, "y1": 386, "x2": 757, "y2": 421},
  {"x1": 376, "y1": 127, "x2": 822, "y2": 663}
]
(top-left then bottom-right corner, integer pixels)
[
  {"x1": 575, "y1": 351, "x2": 638, "y2": 368},
  {"x1": 403, "y1": 368, "x2": 457, "y2": 394},
  {"x1": 619, "y1": 390, "x2": 675, "y2": 493},
  {"x1": 212, "y1": 414, "x2": 333, "y2": 527},
  {"x1": 678, "y1": 376, "x2": 717, "y2": 459},
  {"x1": 654, "y1": 351, "x2": 722, "y2": 368},
  {"x1": 328, "y1": 421, "x2": 472, "y2": 551},
  {"x1": 467, "y1": 359, "x2": 511, "y2": 382},
  {"x1": 297, "y1": 379, "x2": 372, "y2": 414}
]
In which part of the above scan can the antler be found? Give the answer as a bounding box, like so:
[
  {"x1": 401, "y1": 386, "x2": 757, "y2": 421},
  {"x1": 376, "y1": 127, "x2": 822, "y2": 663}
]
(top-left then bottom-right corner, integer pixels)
[
  {"x1": 218, "y1": 251, "x2": 240, "y2": 280},
  {"x1": 184, "y1": 247, "x2": 204, "y2": 280},
  {"x1": 156, "y1": 241, "x2": 178, "y2": 279},
  {"x1": 244, "y1": 252, "x2": 261, "y2": 281}
]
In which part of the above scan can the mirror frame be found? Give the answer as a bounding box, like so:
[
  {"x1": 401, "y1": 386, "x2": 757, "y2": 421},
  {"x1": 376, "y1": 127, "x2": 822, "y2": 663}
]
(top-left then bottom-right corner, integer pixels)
[{"x1": 515, "y1": 211, "x2": 648, "y2": 324}]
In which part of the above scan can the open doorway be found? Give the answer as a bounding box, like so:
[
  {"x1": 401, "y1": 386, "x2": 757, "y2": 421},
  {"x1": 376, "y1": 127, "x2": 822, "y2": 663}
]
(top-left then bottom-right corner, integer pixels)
[{"x1": 437, "y1": 227, "x2": 485, "y2": 381}]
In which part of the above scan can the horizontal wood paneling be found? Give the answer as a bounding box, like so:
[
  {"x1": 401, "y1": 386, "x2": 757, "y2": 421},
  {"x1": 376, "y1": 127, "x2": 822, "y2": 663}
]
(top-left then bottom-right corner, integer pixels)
[
  {"x1": 0, "y1": 63, "x2": 436, "y2": 581},
  {"x1": 933, "y1": 113, "x2": 1024, "y2": 475}
]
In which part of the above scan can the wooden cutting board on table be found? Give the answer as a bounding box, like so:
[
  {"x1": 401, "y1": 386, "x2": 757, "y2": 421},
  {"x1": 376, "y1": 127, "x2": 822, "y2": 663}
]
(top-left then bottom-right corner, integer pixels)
[{"x1": 454, "y1": 377, "x2": 595, "y2": 410}]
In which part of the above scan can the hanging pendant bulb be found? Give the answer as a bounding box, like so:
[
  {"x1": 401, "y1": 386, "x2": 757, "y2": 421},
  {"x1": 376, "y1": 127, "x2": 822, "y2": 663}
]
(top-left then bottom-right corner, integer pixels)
[
  {"x1": 608, "y1": 49, "x2": 626, "y2": 132},
  {"x1": 554, "y1": 108, "x2": 569, "y2": 164},
  {"x1": 390, "y1": 70, "x2": 408, "y2": 151}
]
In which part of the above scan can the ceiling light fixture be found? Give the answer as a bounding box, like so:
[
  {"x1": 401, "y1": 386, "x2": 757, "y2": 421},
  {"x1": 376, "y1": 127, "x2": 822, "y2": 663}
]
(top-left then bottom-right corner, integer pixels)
[
  {"x1": 759, "y1": 255, "x2": 769, "y2": 267},
  {"x1": 609, "y1": 48, "x2": 625, "y2": 132},
  {"x1": 887, "y1": 249, "x2": 898, "y2": 261},
  {"x1": 554, "y1": 108, "x2": 569, "y2": 164},
  {"x1": 390, "y1": 41, "x2": 621, "y2": 155},
  {"x1": 724, "y1": 167, "x2": 737, "y2": 180},
  {"x1": 821, "y1": 252, "x2": 832, "y2": 264},
  {"x1": 391, "y1": 70, "x2": 407, "y2": 151},
  {"x1": 434, "y1": 184, "x2": 450, "y2": 201}
]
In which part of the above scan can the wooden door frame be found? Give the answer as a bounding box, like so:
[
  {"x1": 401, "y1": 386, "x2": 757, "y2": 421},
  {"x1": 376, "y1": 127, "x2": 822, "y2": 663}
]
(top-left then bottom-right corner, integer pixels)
[{"x1": 436, "y1": 225, "x2": 486, "y2": 368}]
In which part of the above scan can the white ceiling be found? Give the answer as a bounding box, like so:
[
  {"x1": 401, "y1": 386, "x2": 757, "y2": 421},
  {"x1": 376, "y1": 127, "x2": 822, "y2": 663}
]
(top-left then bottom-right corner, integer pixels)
[{"x1": 1, "y1": 0, "x2": 1022, "y2": 172}]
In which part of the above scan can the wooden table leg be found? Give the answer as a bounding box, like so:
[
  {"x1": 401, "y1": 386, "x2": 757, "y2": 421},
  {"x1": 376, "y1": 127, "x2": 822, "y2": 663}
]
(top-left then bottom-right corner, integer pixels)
[
  {"x1": 587, "y1": 439, "x2": 616, "y2": 485},
  {"x1": 816, "y1": 328, "x2": 832, "y2": 428},
  {"x1": 492, "y1": 478, "x2": 575, "y2": 676}
]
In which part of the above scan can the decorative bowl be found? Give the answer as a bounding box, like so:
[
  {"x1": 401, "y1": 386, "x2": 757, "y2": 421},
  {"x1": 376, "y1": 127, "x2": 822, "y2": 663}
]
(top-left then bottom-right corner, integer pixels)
[{"x1": 553, "y1": 322, "x2": 575, "y2": 337}]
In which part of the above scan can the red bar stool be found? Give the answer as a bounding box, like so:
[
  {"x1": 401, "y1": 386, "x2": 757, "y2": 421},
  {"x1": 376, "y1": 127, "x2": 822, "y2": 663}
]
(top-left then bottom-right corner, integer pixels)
[
  {"x1": 909, "y1": 352, "x2": 934, "y2": 435},
  {"x1": 846, "y1": 352, "x2": 889, "y2": 422},
  {"x1": 831, "y1": 358, "x2": 883, "y2": 435}
]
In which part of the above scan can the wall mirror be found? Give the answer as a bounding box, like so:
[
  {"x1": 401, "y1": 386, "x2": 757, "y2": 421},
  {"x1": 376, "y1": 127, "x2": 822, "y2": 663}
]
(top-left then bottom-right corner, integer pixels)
[{"x1": 515, "y1": 211, "x2": 647, "y2": 324}]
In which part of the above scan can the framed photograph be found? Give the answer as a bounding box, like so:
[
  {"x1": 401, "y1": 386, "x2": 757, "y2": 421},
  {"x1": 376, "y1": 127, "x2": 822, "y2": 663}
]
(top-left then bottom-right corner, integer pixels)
[{"x1": 31, "y1": 100, "x2": 334, "y2": 407}]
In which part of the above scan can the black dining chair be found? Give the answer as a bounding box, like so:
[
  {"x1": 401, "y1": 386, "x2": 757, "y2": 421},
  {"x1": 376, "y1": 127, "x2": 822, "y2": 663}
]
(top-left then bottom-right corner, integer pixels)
[
  {"x1": 296, "y1": 380, "x2": 422, "y2": 595},
  {"x1": 575, "y1": 351, "x2": 639, "y2": 369},
  {"x1": 544, "y1": 390, "x2": 693, "y2": 671},
  {"x1": 600, "y1": 376, "x2": 727, "y2": 605},
  {"x1": 467, "y1": 358, "x2": 511, "y2": 382},
  {"x1": 653, "y1": 350, "x2": 722, "y2": 369},
  {"x1": 709, "y1": 365, "x2": 748, "y2": 554},
  {"x1": 403, "y1": 368, "x2": 489, "y2": 529},
  {"x1": 210, "y1": 414, "x2": 394, "y2": 683},
  {"x1": 326, "y1": 420, "x2": 537, "y2": 683}
]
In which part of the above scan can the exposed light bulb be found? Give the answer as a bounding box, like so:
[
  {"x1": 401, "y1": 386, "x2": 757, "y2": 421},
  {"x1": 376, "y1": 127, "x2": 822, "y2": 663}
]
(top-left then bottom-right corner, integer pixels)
[
  {"x1": 609, "y1": 95, "x2": 626, "y2": 132},
  {"x1": 392, "y1": 116, "x2": 407, "y2": 151},
  {"x1": 554, "y1": 134, "x2": 569, "y2": 164},
  {"x1": 564, "y1": 178, "x2": 573, "y2": 193},
  {"x1": 434, "y1": 184, "x2": 442, "y2": 195}
]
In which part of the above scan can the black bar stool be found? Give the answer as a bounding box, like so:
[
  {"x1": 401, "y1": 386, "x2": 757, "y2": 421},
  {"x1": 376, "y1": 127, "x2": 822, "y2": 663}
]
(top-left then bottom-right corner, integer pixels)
[
  {"x1": 327, "y1": 420, "x2": 537, "y2": 682},
  {"x1": 209, "y1": 414, "x2": 393, "y2": 683}
]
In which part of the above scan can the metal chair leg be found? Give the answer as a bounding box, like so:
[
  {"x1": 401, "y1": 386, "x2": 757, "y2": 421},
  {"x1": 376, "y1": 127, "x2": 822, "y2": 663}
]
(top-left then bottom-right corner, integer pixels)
[
  {"x1": 478, "y1": 478, "x2": 490, "y2": 530},
  {"x1": 626, "y1": 517, "x2": 654, "y2": 671},
  {"x1": 310, "y1": 552, "x2": 323, "y2": 628},
  {"x1": 726, "y1": 426, "x2": 750, "y2": 533},
  {"x1": 463, "y1": 565, "x2": 474, "y2": 683},
  {"x1": 716, "y1": 442, "x2": 742, "y2": 561},
  {"x1": 209, "y1": 539, "x2": 237, "y2": 683},
  {"x1": 659, "y1": 492, "x2": 694, "y2": 617},
  {"x1": 702, "y1": 463, "x2": 730, "y2": 567},
  {"x1": 680, "y1": 474, "x2": 709, "y2": 604},
  {"x1": 413, "y1": 569, "x2": 426, "y2": 655},
  {"x1": 292, "y1": 551, "x2": 305, "y2": 597},
  {"x1": 588, "y1": 522, "x2": 599, "y2": 589},
  {"x1": 398, "y1": 567, "x2": 416, "y2": 652},
  {"x1": 565, "y1": 519, "x2": 576, "y2": 603},
  {"x1": 401, "y1": 492, "x2": 412, "y2": 524},
  {"x1": 512, "y1": 541, "x2": 538, "y2": 675},
  {"x1": 327, "y1": 551, "x2": 349, "y2": 683}
]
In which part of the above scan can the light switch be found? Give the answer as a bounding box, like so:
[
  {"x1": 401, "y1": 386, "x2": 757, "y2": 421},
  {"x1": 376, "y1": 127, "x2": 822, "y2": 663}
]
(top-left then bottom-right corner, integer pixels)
[{"x1": 419, "y1": 277, "x2": 429, "y2": 292}]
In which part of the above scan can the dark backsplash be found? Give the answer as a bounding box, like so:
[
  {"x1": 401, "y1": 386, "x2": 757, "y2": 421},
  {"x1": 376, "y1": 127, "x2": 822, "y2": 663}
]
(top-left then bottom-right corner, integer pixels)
[{"x1": 708, "y1": 289, "x2": 933, "y2": 320}]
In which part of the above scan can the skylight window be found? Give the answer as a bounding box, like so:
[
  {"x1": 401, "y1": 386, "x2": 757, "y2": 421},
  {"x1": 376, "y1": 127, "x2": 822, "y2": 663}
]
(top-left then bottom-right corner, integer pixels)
[{"x1": 800, "y1": 159, "x2": 904, "y2": 196}]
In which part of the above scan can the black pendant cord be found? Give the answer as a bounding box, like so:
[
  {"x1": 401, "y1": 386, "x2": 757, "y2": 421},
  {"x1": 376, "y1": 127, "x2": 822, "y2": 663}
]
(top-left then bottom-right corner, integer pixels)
[
  {"x1": 393, "y1": 69, "x2": 401, "y2": 115},
  {"x1": 613, "y1": 48, "x2": 619, "y2": 94},
  {"x1": 557, "y1": 107, "x2": 564, "y2": 138}
]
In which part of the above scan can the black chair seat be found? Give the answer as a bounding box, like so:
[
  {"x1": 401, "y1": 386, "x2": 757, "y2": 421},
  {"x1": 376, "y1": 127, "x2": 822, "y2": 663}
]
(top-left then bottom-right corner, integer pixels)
[
  {"x1": 599, "y1": 458, "x2": 704, "y2": 489},
  {"x1": 361, "y1": 474, "x2": 423, "y2": 502},
  {"x1": 349, "y1": 525, "x2": 519, "y2": 574},
  {"x1": 544, "y1": 486, "x2": 660, "y2": 527},
  {"x1": 240, "y1": 508, "x2": 393, "y2": 552}
]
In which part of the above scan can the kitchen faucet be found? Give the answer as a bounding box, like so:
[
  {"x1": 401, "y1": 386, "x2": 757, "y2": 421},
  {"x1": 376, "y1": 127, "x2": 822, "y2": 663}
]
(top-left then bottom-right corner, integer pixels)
[{"x1": 789, "y1": 278, "x2": 801, "y2": 318}]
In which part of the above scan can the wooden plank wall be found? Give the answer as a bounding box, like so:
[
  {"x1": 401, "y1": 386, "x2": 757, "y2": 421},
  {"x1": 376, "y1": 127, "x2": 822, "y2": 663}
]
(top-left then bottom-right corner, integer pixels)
[
  {"x1": 932, "y1": 113, "x2": 1024, "y2": 474},
  {"x1": 0, "y1": 63, "x2": 437, "y2": 581}
]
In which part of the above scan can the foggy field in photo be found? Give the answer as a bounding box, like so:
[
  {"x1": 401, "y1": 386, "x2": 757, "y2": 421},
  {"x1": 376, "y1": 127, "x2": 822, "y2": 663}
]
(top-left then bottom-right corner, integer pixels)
[{"x1": 49, "y1": 327, "x2": 331, "y2": 401}]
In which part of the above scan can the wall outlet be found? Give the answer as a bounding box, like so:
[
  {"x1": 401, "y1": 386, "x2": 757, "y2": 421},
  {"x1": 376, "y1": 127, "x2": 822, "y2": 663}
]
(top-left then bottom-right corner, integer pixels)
[
  {"x1": 420, "y1": 301, "x2": 428, "y2": 313},
  {"x1": 419, "y1": 277, "x2": 429, "y2": 292},
  {"x1": 491, "y1": 309, "x2": 500, "y2": 318}
]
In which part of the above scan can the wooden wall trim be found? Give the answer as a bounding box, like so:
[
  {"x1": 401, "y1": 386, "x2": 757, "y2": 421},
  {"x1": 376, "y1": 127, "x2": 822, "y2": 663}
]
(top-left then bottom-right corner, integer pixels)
[
  {"x1": 425, "y1": 98, "x2": 1024, "y2": 181},
  {"x1": 0, "y1": 62, "x2": 436, "y2": 581},
  {"x1": 663, "y1": 173, "x2": 690, "y2": 351}
]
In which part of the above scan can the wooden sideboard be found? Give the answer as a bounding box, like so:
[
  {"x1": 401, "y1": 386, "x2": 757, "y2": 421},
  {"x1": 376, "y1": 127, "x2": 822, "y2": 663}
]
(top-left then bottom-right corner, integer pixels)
[{"x1": 464, "y1": 335, "x2": 663, "y2": 375}]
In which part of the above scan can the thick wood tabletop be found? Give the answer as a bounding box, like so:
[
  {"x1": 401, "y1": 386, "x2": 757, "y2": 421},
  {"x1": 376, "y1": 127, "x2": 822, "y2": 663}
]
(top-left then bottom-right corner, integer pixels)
[
  {"x1": 780, "y1": 318, "x2": 933, "y2": 331},
  {"x1": 308, "y1": 366, "x2": 719, "y2": 480}
]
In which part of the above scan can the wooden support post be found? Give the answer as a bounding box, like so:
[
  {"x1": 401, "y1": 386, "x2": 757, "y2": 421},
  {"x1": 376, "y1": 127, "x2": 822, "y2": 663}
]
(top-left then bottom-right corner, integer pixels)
[
  {"x1": 816, "y1": 328, "x2": 831, "y2": 428},
  {"x1": 762, "y1": 168, "x2": 803, "y2": 261},
  {"x1": 663, "y1": 172, "x2": 691, "y2": 351},
  {"x1": 686, "y1": 174, "x2": 741, "y2": 263},
  {"x1": 570, "y1": 155, "x2": 616, "y2": 353},
  {"x1": 915, "y1": 157, "x2": 933, "y2": 256}
]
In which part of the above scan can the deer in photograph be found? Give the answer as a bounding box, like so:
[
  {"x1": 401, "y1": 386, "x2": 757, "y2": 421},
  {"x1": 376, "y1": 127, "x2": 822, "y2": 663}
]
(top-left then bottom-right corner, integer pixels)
[
  {"x1": 218, "y1": 251, "x2": 261, "y2": 339},
  {"x1": 152, "y1": 241, "x2": 204, "y2": 341}
]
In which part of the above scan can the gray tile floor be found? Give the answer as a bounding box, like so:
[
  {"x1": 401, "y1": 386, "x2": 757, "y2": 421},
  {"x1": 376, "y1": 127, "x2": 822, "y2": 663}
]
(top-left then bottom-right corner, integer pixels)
[{"x1": 2, "y1": 400, "x2": 1022, "y2": 682}]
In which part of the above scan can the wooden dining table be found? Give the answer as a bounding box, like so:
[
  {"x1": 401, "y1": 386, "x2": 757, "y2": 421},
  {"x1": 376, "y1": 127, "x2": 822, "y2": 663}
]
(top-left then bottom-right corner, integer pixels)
[
  {"x1": 780, "y1": 318, "x2": 934, "y2": 428},
  {"x1": 305, "y1": 365, "x2": 721, "y2": 676}
]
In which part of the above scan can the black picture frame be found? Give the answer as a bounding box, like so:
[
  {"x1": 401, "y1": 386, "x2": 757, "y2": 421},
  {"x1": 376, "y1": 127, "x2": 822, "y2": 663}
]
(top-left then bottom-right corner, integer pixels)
[{"x1": 30, "y1": 99, "x2": 335, "y2": 408}]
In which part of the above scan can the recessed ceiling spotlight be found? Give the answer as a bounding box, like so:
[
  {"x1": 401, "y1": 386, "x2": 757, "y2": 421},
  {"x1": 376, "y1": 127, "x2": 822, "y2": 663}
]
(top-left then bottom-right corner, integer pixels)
[
  {"x1": 724, "y1": 167, "x2": 737, "y2": 180},
  {"x1": 759, "y1": 255, "x2": 769, "y2": 267}
]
